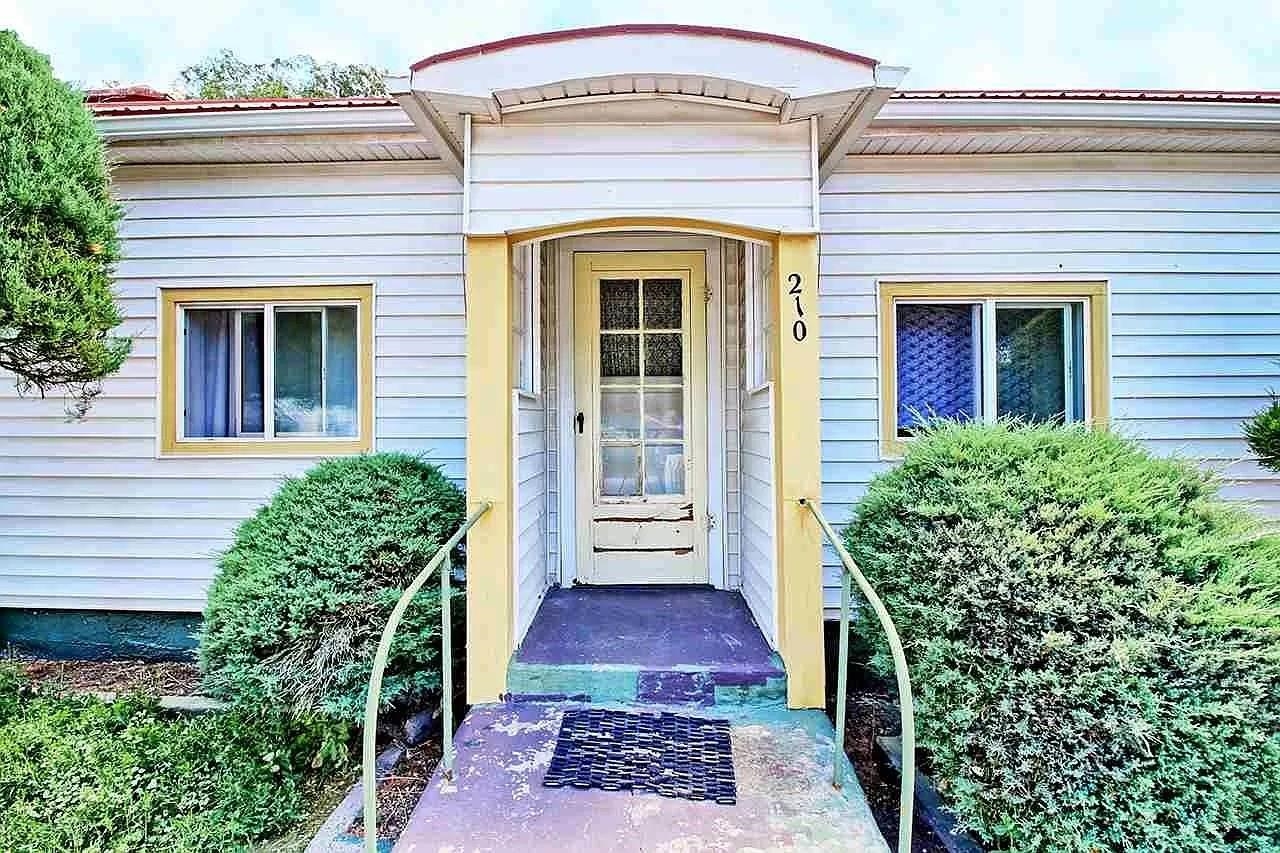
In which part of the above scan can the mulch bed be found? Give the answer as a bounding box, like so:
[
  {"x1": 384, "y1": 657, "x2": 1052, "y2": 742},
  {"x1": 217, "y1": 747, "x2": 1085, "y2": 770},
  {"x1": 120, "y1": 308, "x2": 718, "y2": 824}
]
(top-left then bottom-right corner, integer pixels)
[
  {"x1": 346, "y1": 739, "x2": 443, "y2": 842},
  {"x1": 836, "y1": 665, "x2": 951, "y2": 853},
  {"x1": 17, "y1": 658, "x2": 203, "y2": 696}
]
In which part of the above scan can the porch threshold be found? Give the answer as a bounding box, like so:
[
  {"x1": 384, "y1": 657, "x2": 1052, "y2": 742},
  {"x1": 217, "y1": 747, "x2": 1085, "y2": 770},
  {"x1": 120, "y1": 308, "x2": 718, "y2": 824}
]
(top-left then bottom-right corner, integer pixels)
[{"x1": 393, "y1": 702, "x2": 889, "y2": 853}]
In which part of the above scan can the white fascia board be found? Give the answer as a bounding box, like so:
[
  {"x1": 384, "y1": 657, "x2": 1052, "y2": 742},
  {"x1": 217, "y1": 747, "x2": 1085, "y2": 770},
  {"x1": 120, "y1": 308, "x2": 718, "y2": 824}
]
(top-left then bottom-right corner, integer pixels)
[
  {"x1": 814, "y1": 66, "x2": 908, "y2": 185},
  {"x1": 875, "y1": 98, "x2": 1280, "y2": 130},
  {"x1": 95, "y1": 106, "x2": 415, "y2": 142}
]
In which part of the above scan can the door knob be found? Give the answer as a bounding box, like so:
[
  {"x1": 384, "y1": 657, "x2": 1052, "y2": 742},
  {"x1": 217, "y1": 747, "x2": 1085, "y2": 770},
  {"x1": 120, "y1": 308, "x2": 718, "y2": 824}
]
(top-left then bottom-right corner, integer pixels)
[{"x1": 576, "y1": 412, "x2": 585, "y2": 434}]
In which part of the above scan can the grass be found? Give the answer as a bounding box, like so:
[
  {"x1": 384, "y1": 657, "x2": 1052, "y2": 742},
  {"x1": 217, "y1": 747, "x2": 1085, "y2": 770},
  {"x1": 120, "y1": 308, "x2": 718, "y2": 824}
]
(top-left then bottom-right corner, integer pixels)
[{"x1": 0, "y1": 665, "x2": 352, "y2": 853}]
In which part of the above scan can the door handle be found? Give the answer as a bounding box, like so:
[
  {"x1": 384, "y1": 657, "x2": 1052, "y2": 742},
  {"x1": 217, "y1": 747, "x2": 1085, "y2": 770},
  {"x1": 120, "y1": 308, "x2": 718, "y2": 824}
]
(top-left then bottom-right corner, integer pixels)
[{"x1": 576, "y1": 412, "x2": 585, "y2": 434}]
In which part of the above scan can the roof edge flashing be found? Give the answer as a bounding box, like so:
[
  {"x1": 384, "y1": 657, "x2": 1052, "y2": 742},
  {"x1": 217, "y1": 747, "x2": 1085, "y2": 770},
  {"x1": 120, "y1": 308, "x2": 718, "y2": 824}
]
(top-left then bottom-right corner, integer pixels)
[{"x1": 410, "y1": 25, "x2": 878, "y2": 73}]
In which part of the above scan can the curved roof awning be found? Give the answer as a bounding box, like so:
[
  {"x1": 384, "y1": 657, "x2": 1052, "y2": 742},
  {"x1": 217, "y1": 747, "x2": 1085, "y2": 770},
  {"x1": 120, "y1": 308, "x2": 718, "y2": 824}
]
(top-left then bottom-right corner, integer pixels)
[{"x1": 387, "y1": 25, "x2": 907, "y2": 183}]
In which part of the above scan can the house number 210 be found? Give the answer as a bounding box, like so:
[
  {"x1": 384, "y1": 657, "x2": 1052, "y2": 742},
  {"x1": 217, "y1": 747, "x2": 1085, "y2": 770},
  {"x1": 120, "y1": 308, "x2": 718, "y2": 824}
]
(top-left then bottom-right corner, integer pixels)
[{"x1": 788, "y1": 273, "x2": 807, "y2": 342}]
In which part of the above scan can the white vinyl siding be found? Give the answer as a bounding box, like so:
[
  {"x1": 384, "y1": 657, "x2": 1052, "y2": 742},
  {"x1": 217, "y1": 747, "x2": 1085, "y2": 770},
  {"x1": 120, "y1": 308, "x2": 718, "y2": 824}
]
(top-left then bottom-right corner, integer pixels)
[
  {"x1": 818, "y1": 153, "x2": 1280, "y2": 613},
  {"x1": 467, "y1": 123, "x2": 814, "y2": 235},
  {"x1": 0, "y1": 162, "x2": 464, "y2": 612},
  {"x1": 514, "y1": 390, "x2": 548, "y2": 644},
  {"x1": 738, "y1": 236, "x2": 778, "y2": 644},
  {"x1": 738, "y1": 383, "x2": 777, "y2": 646}
]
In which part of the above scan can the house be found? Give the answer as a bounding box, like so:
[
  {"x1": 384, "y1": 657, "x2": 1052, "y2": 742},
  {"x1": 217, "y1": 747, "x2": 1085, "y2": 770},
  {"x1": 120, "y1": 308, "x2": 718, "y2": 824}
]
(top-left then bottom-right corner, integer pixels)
[{"x1": 2, "y1": 25, "x2": 1279, "y2": 716}]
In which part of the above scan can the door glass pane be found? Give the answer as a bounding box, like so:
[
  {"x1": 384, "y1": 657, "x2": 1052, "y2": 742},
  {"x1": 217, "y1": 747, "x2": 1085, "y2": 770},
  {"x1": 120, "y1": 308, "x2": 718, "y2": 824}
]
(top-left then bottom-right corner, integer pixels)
[
  {"x1": 274, "y1": 310, "x2": 323, "y2": 434},
  {"x1": 644, "y1": 333, "x2": 683, "y2": 380},
  {"x1": 601, "y1": 389, "x2": 641, "y2": 439},
  {"x1": 644, "y1": 444, "x2": 685, "y2": 496},
  {"x1": 896, "y1": 303, "x2": 980, "y2": 435},
  {"x1": 239, "y1": 311, "x2": 264, "y2": 434},
  {"x1": 644, "y1": 388, "x2": 683, "y2": 440},
  {"x1": 184, "y1": 309, "x2": 234, "y2": 438},
  {"x1": 600, "y1": 334, "x2": 639, "y2": 382},
  {"x1": 600, "y1": 279, "x2": 639, "y2": 329},
  {"x1": 601, "y1": 444, "x2": 641, "y2": 497},
  {"x1": 324, "y1": 306, "x2": 358, "y2": 436},
  {"x1": 643, "y1": 279, "x2": 682, "y2": 329},
  {"x1": 997, "y1": 306, "x2": 1068, "y2": 424}
]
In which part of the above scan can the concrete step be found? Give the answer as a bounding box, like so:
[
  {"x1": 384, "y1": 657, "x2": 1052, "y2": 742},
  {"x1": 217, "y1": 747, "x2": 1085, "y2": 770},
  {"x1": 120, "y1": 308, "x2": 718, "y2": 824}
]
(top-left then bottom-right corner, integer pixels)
[
  {"x1": 508, "y1": 586, "x2": 786, "y2": 709},
  {"x1": 506, "y1": 658, "x2": 787, "y2": 708}
]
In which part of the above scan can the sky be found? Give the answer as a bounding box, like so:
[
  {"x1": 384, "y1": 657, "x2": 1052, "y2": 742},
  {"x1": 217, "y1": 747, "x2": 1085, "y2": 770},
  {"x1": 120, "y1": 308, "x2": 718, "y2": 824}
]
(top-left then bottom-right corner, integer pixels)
[{"x1": 2, "y1": 0, "x2": 1277, "y2": 94}]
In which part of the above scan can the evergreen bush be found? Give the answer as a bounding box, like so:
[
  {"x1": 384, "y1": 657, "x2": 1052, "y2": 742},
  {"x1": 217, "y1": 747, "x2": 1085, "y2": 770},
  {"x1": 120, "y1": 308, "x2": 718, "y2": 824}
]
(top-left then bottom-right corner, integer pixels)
[
  {"x1": 1245, "y1": 397, "x2": 1280, "y2": 473},
  {"x1": 0, "y1": 31, "x2": 130, "y2": 416},
  {"x1": 845, "y1": 421, "x2": 1280, "y2": 853},
  {"x1": 199, "y1": 453, "x2": 466, "y2": 723}
]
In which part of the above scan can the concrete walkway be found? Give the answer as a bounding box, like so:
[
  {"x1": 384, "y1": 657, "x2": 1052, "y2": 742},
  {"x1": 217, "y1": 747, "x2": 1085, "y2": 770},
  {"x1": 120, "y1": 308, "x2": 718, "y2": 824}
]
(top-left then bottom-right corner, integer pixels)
[{"x1": 394, "y1": 702, "x2": 889, "y2": 853}]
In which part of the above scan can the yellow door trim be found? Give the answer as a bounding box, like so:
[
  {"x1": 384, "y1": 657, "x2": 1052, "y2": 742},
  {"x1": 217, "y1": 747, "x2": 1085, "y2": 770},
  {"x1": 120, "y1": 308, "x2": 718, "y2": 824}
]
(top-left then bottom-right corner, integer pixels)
[
  {"x1": 772, "y1": 233, "x2": 825, "y2": 709},
  {"x1": 464, "y1": 235, "x2": 516, "y2": 703},
  {"x1": 509, "y1": 216, "x2": 781, "y2": 246},
  {"x1": 572, "y1": 251, "x2": 709, "y2": 585}
]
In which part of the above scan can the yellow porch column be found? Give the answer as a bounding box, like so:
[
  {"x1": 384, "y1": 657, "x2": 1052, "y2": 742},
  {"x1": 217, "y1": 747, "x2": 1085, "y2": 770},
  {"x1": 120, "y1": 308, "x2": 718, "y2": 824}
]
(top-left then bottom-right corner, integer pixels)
[
  {"x1": 465, "y1": 234, "x2": 515, "y2": 703},
  {"x1": 772, "y1": 232, "x2": 826, "y2": 709}
]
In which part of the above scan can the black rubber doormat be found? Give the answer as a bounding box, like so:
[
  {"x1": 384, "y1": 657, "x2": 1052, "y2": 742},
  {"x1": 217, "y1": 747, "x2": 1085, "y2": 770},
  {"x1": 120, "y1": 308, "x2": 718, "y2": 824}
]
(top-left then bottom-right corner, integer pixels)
[{"x1": 543, "y1": 708, "x2": 737, "y2": 804}]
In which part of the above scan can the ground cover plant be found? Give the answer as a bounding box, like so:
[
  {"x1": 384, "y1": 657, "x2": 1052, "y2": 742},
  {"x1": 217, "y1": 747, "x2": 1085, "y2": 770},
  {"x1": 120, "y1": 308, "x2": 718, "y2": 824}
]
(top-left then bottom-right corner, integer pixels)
[
  {"x1": 0, "y1": 666, "x2": 349, "y2": 853},
  {"x1": 199, "y1": 453, "x2": 466, "y2": 723},
  {"x1": 845, "y1": 421, "x2": 1280, "y2": 853}
]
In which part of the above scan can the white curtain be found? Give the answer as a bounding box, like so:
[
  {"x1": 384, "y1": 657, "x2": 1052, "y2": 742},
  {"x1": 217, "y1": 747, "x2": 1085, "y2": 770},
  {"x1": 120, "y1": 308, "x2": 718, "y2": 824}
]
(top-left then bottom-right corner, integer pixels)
[{"x1": 184, "y1": 310, "x2": 233, "y2": 437}]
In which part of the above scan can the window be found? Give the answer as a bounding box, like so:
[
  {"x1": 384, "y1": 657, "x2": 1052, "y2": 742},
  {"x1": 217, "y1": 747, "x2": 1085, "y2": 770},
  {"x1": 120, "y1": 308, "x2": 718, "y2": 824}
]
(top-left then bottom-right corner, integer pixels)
[
  {"x1": 513, "y1": 242, "x2": 541, "y2": 395},
  {"x1": 879, "y1": 282, "x2": 1108, "y2": 455},
  {"x1": 161, "y1": 286, "x2": 373, "y2": 455},
  {"x1": 744, "y1": 242, "x2": 774, "y2": 389}
]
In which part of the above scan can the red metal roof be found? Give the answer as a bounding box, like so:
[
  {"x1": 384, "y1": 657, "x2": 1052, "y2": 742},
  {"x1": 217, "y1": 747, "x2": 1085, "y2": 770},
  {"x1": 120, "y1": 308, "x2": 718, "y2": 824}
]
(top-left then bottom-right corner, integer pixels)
[
  {"x1": 895, "y1": 89, "x2": 1280, "y2": 104},
  {"x1": 85, "y1": 88, "x2": 1280, "y2": 118},
  {"x1": 88, "y1": 96, "x2": 398, "y2": 116},
  {"x1": 408, "y1": 24, "x2": 879, "y2": 72}
]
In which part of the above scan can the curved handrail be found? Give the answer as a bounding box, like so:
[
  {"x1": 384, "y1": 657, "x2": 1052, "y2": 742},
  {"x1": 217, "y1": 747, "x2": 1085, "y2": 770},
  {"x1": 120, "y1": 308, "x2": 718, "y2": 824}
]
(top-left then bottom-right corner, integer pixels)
[
  {"x1": 798, "y1": 497, "x2": 915, "y2": 853},
  {"x1": 361, "y1": 501, "x2": 493, "y2": 853}
]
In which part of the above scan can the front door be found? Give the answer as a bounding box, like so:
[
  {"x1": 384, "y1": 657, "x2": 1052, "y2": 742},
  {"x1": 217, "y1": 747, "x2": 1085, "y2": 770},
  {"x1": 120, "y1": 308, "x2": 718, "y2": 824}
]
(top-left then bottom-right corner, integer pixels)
[{"x1": 573, "y1": 252, "x2": 708, "y2": 584}]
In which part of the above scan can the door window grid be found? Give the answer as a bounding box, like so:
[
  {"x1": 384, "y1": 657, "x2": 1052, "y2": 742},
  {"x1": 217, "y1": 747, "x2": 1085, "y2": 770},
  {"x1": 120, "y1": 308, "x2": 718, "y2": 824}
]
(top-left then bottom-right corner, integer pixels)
[
  {"x1": 597, "y1": 276, "x2": 687, "y2": 500},
  {"x1": 893, "y1": 296, "x2": 1087, "y2": 437}
]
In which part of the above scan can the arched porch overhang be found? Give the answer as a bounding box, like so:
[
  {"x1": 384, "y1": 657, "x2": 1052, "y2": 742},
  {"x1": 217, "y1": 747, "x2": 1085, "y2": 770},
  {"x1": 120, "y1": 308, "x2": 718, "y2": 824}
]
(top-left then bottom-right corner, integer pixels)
[{"x1": 386, "y1": 25, "x2": 906, "y2": 185}]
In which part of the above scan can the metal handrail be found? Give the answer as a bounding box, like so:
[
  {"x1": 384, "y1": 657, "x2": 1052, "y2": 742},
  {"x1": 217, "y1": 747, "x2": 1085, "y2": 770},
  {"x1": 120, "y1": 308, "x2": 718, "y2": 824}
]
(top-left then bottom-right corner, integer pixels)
[
  {"x1": 361, "y1": 501, "x2": 493, "y2": 853},
  {"x1": 798, "y1": 497, "x2": 916, "y2": 853}
]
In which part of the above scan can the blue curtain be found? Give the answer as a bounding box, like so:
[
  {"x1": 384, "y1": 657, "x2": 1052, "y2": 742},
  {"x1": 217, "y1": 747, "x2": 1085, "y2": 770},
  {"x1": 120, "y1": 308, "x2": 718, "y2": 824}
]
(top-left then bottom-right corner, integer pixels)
[
  {"x1": 184, "y1": 310, "x2": 233, "y2": 437},
  {"x1": 896, "y1": 304, "x2": 978, "y2": 432}
]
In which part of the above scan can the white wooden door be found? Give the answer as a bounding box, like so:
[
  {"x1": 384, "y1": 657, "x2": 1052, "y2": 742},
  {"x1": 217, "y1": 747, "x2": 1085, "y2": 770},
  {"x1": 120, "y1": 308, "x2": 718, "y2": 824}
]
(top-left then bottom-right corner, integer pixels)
[{"x1": 573, "y1": 252, "x2": 708, "y2": 584}]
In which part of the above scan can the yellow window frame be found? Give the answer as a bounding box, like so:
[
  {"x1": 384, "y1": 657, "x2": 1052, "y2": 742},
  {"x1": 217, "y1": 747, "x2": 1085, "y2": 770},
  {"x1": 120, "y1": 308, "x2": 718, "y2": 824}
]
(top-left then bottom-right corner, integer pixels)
[
  {"x1": 878, "y1": 281, "x2": 1109, "y2": 458},
  {"x1": 159, "y1": 284, "x2": 374, "y2": 456}
]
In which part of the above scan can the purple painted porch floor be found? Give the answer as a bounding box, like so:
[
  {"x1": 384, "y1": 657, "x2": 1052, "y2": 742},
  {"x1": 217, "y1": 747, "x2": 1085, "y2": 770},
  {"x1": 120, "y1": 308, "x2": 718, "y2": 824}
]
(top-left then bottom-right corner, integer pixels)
[
  {"x1": 393, "y1": 702, "x2": 889, "y2": 853},
  {"x1": 516, "y1": 586, "x2": 780, "y2": 671}
]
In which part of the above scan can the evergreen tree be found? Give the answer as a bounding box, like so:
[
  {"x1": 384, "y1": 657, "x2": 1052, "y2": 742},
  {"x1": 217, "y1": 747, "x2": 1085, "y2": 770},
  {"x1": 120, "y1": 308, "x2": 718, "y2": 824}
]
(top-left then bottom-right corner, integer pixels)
[{"x1": 0, "y1": 30, "x2": 129, "y2": 417}]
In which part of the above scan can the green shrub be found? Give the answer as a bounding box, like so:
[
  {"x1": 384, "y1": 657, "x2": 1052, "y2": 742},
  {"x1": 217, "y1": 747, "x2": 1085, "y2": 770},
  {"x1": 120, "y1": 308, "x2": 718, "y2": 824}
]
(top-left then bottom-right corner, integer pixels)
[
  {"x1": 1245, "y1": 397, "x2": 1280, "y2": 473},
  {"x1": 199, "y1": 453, "x2": 466, "y2": 723},
  {"x1": 0, "y1": 667, "x2": 347, "y2": 853},
  {"x1": 845, "y1": 421, "x2": 1280, "y2": 853}
]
